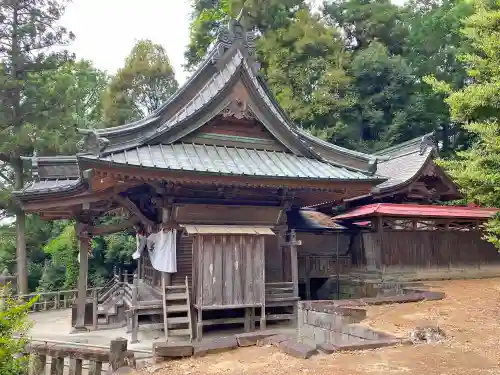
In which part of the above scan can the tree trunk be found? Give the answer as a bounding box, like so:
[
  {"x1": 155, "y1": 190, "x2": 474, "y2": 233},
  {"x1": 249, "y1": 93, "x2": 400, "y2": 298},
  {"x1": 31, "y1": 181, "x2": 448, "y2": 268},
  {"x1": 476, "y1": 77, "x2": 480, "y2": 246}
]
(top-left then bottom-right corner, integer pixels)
[{"x1": 13, "y1": 157, "x2": 27, "y2": 294}]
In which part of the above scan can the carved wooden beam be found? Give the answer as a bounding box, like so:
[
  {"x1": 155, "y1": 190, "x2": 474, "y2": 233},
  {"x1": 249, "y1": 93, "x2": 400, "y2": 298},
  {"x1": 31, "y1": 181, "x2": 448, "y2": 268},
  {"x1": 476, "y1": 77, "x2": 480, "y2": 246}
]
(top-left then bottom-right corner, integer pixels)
[
  {"x1": 90, "y1": 217, "x2": 140, "y2": 236},
  {"x1": 113, "y1": 195, "x2": 155, "y2": 230}
]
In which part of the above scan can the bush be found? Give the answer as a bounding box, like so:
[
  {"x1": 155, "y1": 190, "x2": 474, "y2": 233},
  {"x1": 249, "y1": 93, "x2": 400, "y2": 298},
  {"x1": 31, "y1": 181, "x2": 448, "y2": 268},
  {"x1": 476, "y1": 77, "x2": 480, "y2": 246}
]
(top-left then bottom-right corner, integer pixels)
[{"x1": 0, "y1": 286, "x2": 37, "y2": 375}]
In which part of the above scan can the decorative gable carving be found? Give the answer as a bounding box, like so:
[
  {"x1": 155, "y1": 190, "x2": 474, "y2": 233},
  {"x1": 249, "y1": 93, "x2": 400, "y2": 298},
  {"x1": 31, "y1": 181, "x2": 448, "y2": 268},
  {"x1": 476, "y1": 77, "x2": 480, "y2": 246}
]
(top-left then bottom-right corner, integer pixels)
[
  {"x1": 221, "y1": 81, "x2": 255, "y2": 120},
  {"x1": 212, "y1": 17, "x2": 257, "y2": 63}
]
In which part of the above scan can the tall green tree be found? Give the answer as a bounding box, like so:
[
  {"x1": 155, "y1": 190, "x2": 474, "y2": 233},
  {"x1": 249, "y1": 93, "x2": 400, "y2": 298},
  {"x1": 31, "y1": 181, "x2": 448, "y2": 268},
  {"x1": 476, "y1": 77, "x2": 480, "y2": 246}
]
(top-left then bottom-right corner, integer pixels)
[
  {"x1": 324, "y1": 0, "x2": 409, "y2": 55},
  {"x1": 0, "y1": 0, "x2": 75, "y2": 293},
  {"x1": 259, "y1": 10, "x2": 355, "y2": 143},
  {"x1": 433, "y1": 0, "x2": 500, "y2": 247},
  {"x1": 184, "y1": 0, "x2": 307, "y2": 71},
  {"x1": 102, "y1": 39, "x2": 179, "y2": 126}
]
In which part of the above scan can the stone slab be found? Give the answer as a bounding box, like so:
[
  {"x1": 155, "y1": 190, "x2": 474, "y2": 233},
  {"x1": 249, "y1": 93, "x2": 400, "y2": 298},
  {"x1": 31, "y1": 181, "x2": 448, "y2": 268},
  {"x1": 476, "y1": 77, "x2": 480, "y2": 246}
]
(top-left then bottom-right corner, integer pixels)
[
  {"x1": 317, "y1": 343, "x2": 337, "y2": 354},
  {"x1": 421, "y1": 291, "x2": 446, "y2": 301},
  {"x1": 235, "y1": 330, "x2": 278, "y2": 347},
  {"x1": 193, "y1": 336, "x2": 238, "y2": 358},
  {"x1": 278, "y1": 340, "x2": 318, "y2": 359},
  {"x1": 260, "y1": 334, "x2": 291, "y2": 347},
  {"x1": 335, "y1": 339, "x2": 400, "y2": 352},
  {"x1": 153, "y1": 342, "x2": 193, "y2": 359}
]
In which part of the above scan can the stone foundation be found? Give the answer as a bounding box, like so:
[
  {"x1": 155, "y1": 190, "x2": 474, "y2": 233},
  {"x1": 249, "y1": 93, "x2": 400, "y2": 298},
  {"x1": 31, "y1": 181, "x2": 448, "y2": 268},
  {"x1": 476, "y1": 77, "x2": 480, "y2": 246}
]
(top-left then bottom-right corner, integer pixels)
[
  {"x1": 298, "y1": 289, "x2": 445, "y2": 350},
  {"x1": 298, "y1": 301, "x2": 394, "y2": 347}
]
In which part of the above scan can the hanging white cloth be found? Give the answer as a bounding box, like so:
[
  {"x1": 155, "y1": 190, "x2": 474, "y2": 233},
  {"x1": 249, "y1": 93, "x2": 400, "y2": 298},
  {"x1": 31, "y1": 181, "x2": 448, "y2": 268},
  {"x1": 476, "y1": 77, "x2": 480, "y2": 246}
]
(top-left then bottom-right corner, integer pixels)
[
  {"x1": 146, "y1": 230, "x2": 177, "y2": 273},
  {"x1": 132, "y1": 234, "x2": 147, "y2": 260}
]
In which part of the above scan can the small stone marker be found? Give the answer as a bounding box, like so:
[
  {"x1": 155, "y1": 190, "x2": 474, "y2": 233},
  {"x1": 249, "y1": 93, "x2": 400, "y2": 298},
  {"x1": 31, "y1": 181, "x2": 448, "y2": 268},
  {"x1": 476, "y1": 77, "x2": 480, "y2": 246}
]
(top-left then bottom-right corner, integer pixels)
[
  {"x1": 278, "y1": 340, "x2": 318, "y2": 359},
  {"x1": 193, "y1": 336, "x2": 238, "y2": 357}
]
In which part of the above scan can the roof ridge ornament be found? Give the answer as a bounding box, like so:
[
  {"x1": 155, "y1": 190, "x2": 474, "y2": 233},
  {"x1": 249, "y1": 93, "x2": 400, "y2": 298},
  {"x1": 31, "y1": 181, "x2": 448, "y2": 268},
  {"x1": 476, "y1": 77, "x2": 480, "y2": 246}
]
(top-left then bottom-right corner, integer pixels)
[
  {"x1": 419, "y1": 131, "x2": 438, "y2": 155},
  {"x1": 77, "y1": 128, "x2": 110, "y2": 156},
  {"x1": 212, "y1": 14, "x2": 257, "y2": 64}
]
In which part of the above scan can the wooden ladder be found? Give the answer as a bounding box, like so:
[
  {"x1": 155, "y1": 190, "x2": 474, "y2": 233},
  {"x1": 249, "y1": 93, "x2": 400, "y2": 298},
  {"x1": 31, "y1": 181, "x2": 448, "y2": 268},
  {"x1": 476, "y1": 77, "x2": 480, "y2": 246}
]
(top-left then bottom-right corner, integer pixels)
[{"x1": 161, "y1": 276, "x2": 193, "y2": 342}]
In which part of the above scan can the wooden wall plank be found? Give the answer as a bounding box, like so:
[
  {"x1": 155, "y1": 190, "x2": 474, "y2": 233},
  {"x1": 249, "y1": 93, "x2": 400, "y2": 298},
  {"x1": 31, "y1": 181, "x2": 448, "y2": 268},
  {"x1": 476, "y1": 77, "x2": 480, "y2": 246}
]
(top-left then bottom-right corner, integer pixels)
[{"x1": 233, "y1": 236, "x2": 243, "y2": 306}]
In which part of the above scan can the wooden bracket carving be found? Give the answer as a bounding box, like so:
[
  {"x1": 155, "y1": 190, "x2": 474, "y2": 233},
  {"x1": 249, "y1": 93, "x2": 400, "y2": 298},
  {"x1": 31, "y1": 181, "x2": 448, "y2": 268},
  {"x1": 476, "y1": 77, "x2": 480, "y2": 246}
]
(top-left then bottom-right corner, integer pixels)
[{"x1": 114, "y1": 195, "x2": 155, "y2": 231}]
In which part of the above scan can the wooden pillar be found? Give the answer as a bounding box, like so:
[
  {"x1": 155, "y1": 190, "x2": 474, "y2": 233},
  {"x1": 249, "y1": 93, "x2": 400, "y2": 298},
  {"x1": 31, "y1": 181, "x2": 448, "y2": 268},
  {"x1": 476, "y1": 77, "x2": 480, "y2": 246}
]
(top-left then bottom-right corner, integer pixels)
[
  {"x1": 74, "y1": 224, "x2": 90, "y2": 331},
  {"x1": 283, "y1": 229, "x2": 301, "y2": 326},
  {"x1": 289, "y1": 229, "x2": 299, "y2": 300}
]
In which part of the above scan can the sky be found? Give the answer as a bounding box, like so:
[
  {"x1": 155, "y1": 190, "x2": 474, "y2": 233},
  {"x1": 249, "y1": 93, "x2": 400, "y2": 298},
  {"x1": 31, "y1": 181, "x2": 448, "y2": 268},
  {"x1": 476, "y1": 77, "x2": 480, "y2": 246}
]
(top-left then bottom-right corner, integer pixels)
[
  {"x1": 60, "y1": 0, "x2": 326, "y2": 86},
  {"x1": 61, "y1": 0, "x2": 193, "y2": 85}
]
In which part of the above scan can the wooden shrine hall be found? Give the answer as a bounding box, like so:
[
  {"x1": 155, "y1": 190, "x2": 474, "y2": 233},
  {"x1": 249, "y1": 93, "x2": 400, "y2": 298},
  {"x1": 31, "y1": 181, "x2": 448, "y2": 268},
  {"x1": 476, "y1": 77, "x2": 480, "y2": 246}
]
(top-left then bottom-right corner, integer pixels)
[
  {"x1": 12, "y1": 17, "x2": 500, "y2": 340},
  {"x1": 12, "y1": 17, "x2": 385, "y2": 339}
]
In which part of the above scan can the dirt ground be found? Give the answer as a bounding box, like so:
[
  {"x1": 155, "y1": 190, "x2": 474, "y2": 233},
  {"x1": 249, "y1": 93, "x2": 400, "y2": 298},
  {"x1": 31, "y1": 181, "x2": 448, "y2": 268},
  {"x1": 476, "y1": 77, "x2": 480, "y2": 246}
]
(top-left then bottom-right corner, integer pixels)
[{"x1": 145, "y1": 278, "x2": 500, "y2": 375}]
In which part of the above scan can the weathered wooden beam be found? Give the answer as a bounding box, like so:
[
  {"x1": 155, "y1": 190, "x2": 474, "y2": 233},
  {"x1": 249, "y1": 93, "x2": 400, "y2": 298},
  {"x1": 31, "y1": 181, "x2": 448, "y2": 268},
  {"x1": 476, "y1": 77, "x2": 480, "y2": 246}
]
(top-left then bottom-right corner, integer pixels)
[
  {"x1": 90, "y1": 217, "x2": 140, "y2": 236},
  {"x1": 113, "y1": 195, "x2": 155, "y2": 230}
]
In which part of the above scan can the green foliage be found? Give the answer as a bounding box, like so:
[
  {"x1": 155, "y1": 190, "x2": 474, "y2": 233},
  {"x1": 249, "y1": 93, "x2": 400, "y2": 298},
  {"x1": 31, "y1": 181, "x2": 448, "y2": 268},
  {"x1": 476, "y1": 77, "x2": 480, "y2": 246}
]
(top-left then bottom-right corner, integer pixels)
[
  {"x1": 260, "y1": 10, "x2": 355, "y2": 141},
  {"x1": 184, "y1": 0, "x2": 306, "y2": 70},
  {"x1": 0, "y1": 287, "x2": 37, "y2": 375},
  {"x1": 434, "y1": 0, "x2": 500, "y2": 248},
  {"x1": 39, "y1": 225, "x2": 79, "y2": 291},
  {"x1": 102, "y1": 39, "x2": 179, "y2": 126},
  {"x1": 185, "y1": 0, "x2": 475, "y2": 152}
]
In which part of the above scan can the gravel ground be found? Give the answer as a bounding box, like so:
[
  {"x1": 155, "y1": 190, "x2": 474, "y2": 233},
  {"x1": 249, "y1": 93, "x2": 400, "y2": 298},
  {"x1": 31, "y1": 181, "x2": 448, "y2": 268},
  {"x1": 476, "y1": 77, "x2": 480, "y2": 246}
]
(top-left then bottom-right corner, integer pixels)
[{"x1": 141, "y1": 278, "x2": 500, "y2": 375}]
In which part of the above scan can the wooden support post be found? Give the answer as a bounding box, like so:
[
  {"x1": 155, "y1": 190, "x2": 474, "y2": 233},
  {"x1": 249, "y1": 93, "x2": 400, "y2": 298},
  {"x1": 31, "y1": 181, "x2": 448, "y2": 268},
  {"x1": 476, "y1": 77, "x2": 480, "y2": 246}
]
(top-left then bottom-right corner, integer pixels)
[
  {"x1": 305, "y1": 256, "x2": 311, "y2": 300},
  {"x1": 131, "y1": 274, "x2": 139, "y2": 343},
  {"x1": 109, "y1": 337, "x2": 128, "y2": 372},
  {"x1": 92, "y1": 289, "x2": 98, "y2": 330},
  {"x1": 124, "y1": 270, "x2": 129, "y2": 284},
  {"x1": 74, "y1": 225, "x2": 90, "y2": 332},
  {"x1": 196, "y1": 308, "x2": 203, "y2": 342},
  {"x1": 288, "y1": 229, "x2": 300, "y2": 325},
  {"x1": 161, "y1": 273, "x2": 169, "y2": 341}
]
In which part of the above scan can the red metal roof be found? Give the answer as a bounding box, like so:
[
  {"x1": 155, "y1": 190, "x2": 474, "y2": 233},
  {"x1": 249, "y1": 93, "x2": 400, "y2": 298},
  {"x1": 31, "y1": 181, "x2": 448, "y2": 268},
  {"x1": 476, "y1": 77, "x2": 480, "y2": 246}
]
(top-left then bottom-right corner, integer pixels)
[{"x1": 333, "y1": 203, "x2": 499, "y2": 221}]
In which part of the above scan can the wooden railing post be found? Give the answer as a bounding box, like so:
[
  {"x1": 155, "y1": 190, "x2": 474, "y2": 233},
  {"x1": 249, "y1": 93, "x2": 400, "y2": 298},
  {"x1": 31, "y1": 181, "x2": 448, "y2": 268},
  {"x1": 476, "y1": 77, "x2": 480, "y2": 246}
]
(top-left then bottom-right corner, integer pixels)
[
  {"x1": 109, "y1": 337, "x2": 128, "y2": 372},
  {"x1": 131, "y1": 274, "x2": 139, "y2": 343},
  {"x1": 124, "y1": 270, "x2": 128, "y2": 284},
  {"x1": 30, "y1": 352, "x2": 46, "y2": 375},
  {"x1": 92, "y1": 289, "x2": 98, "y2": 331},
  {"x1": 69, "y1": 358, "x2": 83, "y2": 375}
]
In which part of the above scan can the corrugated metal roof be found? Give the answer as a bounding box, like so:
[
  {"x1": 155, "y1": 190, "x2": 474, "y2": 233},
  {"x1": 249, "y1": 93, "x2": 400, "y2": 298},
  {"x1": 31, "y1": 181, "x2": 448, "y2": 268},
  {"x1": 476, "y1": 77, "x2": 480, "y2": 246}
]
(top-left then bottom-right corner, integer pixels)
[
  {"x1": 375, "y1": 148, "x2": 432, "y2": 190},
  {"x1": 21, "y1": 178, "x2": 80, "y2": 194},
  {"x1": 333, "y1": 203, "x2": 499, "y2": 220},
  {"x1": 183, "y1": 225, "x2": 275, "y2": 235},
  {"x1": 83, "y1": 143, "x2": 376, "y2": 181},
  {"x1": 156, "y1": 51, "x2": 244, "y2": 133}
]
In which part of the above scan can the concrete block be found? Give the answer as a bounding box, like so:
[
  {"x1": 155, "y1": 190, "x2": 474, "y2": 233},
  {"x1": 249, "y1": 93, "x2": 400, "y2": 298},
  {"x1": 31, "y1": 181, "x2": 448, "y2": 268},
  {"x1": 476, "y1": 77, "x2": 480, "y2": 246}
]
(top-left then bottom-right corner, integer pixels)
[
  {"x1": 313, "y1": 326, "x2": 328, "y2": 344},
  {"x1": 278, "y1": 340, "x2": 318, "y2": 359},
  {"x1": 299, "y1": 324, "x2": 315, "y2": 341},
  {"x1": 153, "y1": 342, "x2": 193, "y2": 359},
  {"x1": 236, "y1": 331, "x2": 277, "y2": 347},
  {"x1": 193, "y1": 336, "x2": 238, "y2": 358},
  {"x1": 342, "y1": 324, "x2": 382, "y2": 340}
]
